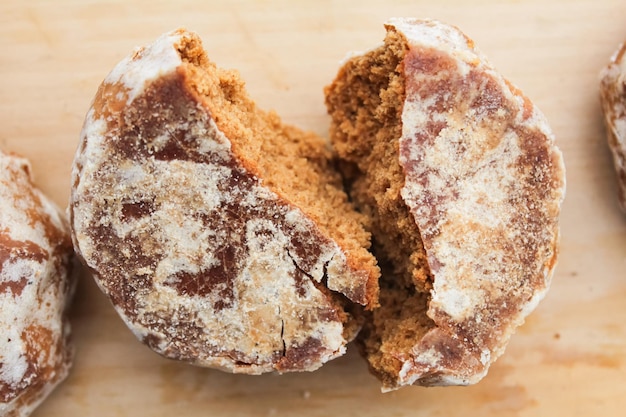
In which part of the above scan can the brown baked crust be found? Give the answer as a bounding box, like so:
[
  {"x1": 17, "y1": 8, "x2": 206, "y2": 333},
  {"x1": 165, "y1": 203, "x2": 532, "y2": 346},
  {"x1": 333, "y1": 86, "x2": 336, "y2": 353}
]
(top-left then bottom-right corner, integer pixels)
[
  {"x1": 0, "y1": 151, "x2": 74, "y2": 416},
  {"x1": 600, "y1": 42, "x2": 626, "y2": 212},
  {"x1": 325, "y1": 18, "x2": 565, "y2": 390},
  {"x1": 70, "y1": 29, "x2": 378, "y2": 374}
]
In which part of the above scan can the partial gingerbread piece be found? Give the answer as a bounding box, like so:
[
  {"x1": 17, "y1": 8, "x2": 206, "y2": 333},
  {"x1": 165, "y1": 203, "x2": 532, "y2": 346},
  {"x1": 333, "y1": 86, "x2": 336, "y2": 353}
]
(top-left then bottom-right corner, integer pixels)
[
  {"x1": 325, "y1": 18, "x2": 565, "y2": 390},
  {"x1": 70, "y1": 29, "x2": 379, "y2": 374},
  {"x1": 0, "y1": 151, "x2": 74, "y2": 416},
  {"x1": 600, "y1": 42, "x2": 626, "y2": 212}
]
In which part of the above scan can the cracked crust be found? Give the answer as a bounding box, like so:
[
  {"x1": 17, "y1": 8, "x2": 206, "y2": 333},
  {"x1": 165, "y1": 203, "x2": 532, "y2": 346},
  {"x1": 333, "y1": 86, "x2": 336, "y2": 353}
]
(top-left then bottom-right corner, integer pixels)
[
  {"x1": 0, "y1": 151, "x2": 74, "y2": 416},
  {"x1": 70, "y1": 29, "x2": 379, "y2": 373},
  {"x1": 600, "y1": 42, "x2": 626, "y2": 212},
  {"x1": 325, "y1": 18, "x2": 565, "y2": 390}
]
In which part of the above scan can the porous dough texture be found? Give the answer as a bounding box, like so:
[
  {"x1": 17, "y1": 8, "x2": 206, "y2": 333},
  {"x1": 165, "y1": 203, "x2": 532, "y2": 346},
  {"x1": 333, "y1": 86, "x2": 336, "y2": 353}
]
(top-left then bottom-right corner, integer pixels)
[
  {"x1": 70, "y1": 29, "x2": 380, "y2": 374},
  {"x1": 325, "y1": 18, "x2": 566, "y2": 390},
  {"x1": 0, "y1": 151, "x2": 74, "y2": 416},
  {"x1": 600, "y1": 41, "x2": 626, "y2": 212}
]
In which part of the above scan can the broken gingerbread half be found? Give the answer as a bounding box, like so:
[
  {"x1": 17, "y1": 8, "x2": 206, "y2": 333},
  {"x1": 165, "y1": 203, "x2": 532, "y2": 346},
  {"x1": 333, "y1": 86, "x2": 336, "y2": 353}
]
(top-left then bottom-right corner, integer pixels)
[
  {"x1": 325, "y1": 18, "x2": 565, "y2": 390},
  {"x1": 70, "y1": 29, "x2": 380, "y2": 374}
]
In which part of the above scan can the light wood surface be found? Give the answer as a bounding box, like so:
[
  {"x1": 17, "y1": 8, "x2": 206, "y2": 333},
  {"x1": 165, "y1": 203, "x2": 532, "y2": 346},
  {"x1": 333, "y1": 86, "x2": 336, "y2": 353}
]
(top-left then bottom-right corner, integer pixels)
[{"x1": 2, "y1": 0, "x2": 626, "y2": 415}]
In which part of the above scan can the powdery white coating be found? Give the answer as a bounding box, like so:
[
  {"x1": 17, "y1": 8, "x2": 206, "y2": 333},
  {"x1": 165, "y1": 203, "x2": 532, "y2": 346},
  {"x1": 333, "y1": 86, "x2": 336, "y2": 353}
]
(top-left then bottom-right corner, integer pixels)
[
  {"x1": 71, "y1": 29, "x2": 367, "y2": 374},
  {"x1": 0, "y1": 152, "x2": 73, "y2": 417},
  {"x1": 387, "y1": 17, "x2": 479, "y2": 77},
  {"x1": 105, "y1": 31, "x2": 183, "y2": 104},
  {"x1": 390, "y1": 18, "x2": 565, "y2": 389},
  {"x1": 600, "y1": 42, "x2": 626, "y2": 212}
]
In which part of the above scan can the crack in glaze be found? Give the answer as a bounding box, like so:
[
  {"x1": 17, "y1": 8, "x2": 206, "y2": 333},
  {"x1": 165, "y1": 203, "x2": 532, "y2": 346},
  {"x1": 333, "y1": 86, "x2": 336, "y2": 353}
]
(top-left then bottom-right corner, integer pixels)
[
  {"x1": 286, "y1": 249, "x2": 315, "y2": 281},
  {"x1": 279, "y1": 306, "x2": 286, "y2": 357}
]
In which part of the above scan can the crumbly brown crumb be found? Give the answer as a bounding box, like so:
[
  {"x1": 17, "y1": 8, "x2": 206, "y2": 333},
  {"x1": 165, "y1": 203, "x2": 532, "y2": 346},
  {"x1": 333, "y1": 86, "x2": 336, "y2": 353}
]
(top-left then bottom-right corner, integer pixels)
[
  {"x1": 324, "y1": 29, "x2": 434, "y2": 384},
  {"x1": 178, "y1": 38, "x2": 380, "y2": 308}
]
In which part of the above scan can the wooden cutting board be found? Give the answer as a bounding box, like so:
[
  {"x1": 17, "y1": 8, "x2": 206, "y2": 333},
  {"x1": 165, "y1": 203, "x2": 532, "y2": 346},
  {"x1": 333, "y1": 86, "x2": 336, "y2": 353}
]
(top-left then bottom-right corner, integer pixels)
[{"x1": 1, "y1": 0, "x2": 626, "y2": 415}]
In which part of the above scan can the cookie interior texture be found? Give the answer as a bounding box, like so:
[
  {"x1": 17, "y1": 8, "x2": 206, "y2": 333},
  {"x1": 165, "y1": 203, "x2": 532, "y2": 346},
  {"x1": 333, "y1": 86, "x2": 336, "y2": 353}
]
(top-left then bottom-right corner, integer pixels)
[
  {"x1": 324, "y1": 29, "x2": 434, "y2": 386},
  {"x1": 177, "y1": 36, "x2": 379, "y2": 308}
]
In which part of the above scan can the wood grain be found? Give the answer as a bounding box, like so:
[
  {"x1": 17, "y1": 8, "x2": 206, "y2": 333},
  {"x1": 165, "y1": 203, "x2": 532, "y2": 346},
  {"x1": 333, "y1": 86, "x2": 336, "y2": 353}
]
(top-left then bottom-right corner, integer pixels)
[{"x1": 1, "y1": 0, "x2": 625, "y2": 415}]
